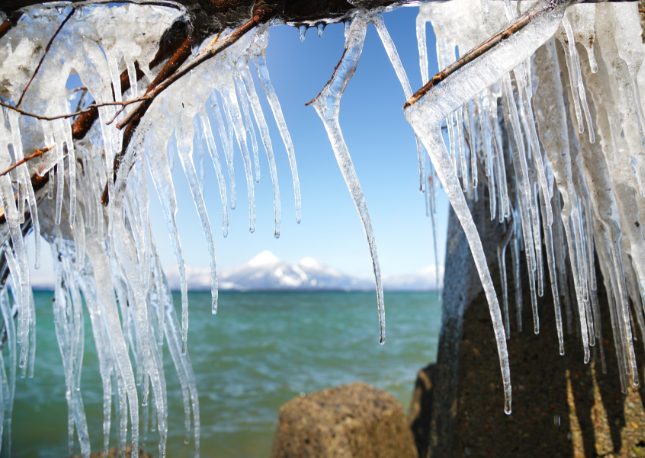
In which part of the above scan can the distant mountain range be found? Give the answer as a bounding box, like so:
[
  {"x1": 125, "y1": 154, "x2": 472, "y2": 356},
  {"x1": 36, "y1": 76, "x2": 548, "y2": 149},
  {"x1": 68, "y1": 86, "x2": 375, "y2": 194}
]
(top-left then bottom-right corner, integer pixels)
[{"x1": 166, "y1": 251, "x2": 443, "y2": 292}]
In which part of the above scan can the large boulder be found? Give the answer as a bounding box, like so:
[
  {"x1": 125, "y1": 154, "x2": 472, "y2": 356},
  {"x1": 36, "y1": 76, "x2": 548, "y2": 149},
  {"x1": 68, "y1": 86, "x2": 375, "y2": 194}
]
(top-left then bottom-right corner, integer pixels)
[{"x1": 270, "y1": 382, "x2": 418, "y2": 458}]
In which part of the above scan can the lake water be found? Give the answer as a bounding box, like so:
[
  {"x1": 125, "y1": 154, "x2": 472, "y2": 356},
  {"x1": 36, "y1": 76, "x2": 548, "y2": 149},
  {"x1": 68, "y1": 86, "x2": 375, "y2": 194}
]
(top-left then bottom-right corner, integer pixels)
[{"x1": 11, "y1": 291, "x2": 441, "y2": 457}]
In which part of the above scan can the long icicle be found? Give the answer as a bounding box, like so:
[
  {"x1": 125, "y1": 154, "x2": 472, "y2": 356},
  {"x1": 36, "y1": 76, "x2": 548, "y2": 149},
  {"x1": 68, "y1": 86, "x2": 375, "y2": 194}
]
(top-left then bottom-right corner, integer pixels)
[{"x1": 310, "y1": 10, "x2": 385, "y2": 344}]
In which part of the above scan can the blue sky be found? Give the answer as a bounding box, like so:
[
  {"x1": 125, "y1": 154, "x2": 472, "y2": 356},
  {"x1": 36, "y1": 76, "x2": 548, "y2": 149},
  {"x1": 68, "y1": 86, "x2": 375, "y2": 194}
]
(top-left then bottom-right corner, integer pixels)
[{"x1": 31, "y1": 5, "x2": 448, "y2": 282}]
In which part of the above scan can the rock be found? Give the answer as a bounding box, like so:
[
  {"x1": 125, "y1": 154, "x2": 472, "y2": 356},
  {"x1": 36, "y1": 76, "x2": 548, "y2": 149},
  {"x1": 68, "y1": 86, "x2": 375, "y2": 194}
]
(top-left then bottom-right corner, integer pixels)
[
  {"x1": 270, "y1": 381, "x2": 418, "y2": 458},
  {"x1": 72, "y1": 446, "x2": 153, "y2": 458}
]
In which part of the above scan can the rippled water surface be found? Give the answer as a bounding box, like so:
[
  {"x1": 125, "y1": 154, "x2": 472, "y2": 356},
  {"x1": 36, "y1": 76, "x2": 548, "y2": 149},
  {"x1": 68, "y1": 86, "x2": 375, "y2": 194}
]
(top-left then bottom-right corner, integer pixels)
[{"x1": 12, "y1": 291, "x2": 441, "y2": 457}]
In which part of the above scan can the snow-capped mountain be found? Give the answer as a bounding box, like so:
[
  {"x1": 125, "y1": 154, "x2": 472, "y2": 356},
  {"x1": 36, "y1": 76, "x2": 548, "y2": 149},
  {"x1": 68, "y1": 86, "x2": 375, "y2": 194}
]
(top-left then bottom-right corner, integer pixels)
[{"x1": 166, "y1": 251, "x2": 442, "y2": 292}]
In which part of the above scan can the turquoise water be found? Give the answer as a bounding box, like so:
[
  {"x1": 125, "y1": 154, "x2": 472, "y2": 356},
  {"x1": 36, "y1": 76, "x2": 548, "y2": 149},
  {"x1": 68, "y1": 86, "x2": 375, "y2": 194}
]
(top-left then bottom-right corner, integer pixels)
[{"x1": 11, "y1": 291, "x2": 441, "y2": 457}]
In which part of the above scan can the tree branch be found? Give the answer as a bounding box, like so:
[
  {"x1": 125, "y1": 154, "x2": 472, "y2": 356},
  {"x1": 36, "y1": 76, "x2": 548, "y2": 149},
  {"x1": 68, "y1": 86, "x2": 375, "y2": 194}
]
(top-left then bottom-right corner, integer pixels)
[
  {"x1": 0, "y1": 99, "x2": 147, "y2": 122},
  {"x1": 0, "y1": 145, "x2": 53, "y2": 178}
]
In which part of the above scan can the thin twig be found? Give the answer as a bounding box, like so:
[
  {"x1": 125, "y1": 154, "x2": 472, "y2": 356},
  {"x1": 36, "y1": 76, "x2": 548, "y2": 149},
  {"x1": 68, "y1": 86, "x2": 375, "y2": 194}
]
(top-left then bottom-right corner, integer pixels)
[
  {"x1": 73, "y1": 88, "x2": 88, "y2": 119},
  {"x1": 0, "y1": 145, "x2": 54, "y2": 178},
  {"x1": 106, "y1": 102, "x2": 131, "y2": 126},
  {"x1": 198, "y1": 32, "x2": 221, "y2": 56},
  {"x1": 0, "y1": 98, "x2": 146, "y2": 122},
  {"x1": 16, "y1": 8, "x2": 75, "y2": 107}
]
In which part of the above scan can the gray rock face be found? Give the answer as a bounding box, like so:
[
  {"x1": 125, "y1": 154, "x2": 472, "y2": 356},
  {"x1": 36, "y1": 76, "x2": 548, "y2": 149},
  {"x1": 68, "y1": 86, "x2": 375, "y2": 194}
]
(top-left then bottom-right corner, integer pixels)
[{"x1": 270, "y1": 382, "x2": 418, "y2": 458}]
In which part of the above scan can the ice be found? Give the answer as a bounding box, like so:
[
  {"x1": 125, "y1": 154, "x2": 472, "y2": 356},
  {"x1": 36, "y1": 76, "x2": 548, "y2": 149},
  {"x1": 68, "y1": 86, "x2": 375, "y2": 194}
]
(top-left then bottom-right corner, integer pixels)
[
  {"x1": 234, "y1": 74, "x2": 260, "y2": 184},
  {"x1": 219, "y1": 80, "x2": 257, "y2": 233},
  {"x1": 252, "y1": 32, "x2": 302, "y2": 224},
  {"x1": 534, "y1": 38, "x2": 592, "y2": 362},
  {"x1": 175, "y1": 114, "x2": 218, "y2": 316},
  {"x1": 210, "y1": 94, "x2": 237, "y2": 210},
  {"x1": 237, "y1": 59, "x2": 281, "y2": 237},
  {"x1": 200, "y1": 113, "x2": 230, "y2": 237},
  {"x1": 311, "y1": 10, "x2": 385, "y2": 344},
  {"x1": 406, "y1": 0, "x2": 571, "y2": 413},
  {"x1": 498, "y1": 221, "x2": 513, "y2": 336}
]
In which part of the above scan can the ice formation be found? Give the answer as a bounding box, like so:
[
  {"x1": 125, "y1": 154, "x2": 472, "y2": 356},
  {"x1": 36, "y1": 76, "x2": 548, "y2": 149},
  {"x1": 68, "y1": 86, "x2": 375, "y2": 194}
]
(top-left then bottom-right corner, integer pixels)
[
  {"x1": 406, "y1": 0, "x2": 645, "y2": 413},
  {"x1": 0, "y1": 2, "x2": 303, "y2": 457},
  {"x1": 0, "y1": 0, "x2": 643, "y2": 455}
]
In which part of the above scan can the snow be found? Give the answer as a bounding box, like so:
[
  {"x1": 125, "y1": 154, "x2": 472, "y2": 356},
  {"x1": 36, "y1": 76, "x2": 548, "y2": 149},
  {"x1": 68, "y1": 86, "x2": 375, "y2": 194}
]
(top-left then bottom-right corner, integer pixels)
[{"x1": 247, "y1": 250, "x2": 282, "y2": 267}]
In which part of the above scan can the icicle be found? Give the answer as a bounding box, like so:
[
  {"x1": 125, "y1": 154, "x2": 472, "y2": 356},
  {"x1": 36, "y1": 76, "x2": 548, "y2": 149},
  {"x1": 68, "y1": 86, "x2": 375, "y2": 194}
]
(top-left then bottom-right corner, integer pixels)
[
  {"x1": 6, "y1": 112, "x2": 40, "y2": 270},
  {"x1": 317, "y1": 23, "x2": 324, "y2": 38},
  {"x1": 86, "y1": 238, "x2": 139, "y2": 455},
  {"x1": 237, "y1": 60, "x2": 281, "y2": 237},
  {"x1": 234, "y1": 75, "x2": 260, "y2": 184},
  {"x1": 200, "y1": 113, "x2": 230, "y2": 237},
  {"x1": 310, "y1": 10, "x2": 385, "y2": 344},
  {"x1": 145, "y1": 117, "x2": 189, "y2": 357},
  {"x1": 219, "y1": 81, "x2": 256, "y2": 233},
  {"x1": 534, "y1": 38, "x2": 591, "y2": 363},
  {"x1": 126, "y1": 59, "x2": 138, "y2": 99},
  {"x1": 53, "y1": 121, "x2": 66, "y2": 225},
  {"x1": 372, "y1": 13, "x2": 431, "y2": 199},
  {"x1": 252, "y1": 32, "x2": 301, "y2": 224},
  {"x1": 541, "y1": 168, "x2": 564, "y2": 354},
  {"x1": 567, "y1": 4, "x2": 598, "y2": 74},
  {"x1": 195, "y1": 123, "x2": 206, "y2": 197},
  {"x1": 299, "y1": 25, "x2": 307, "y2": 42},
  {"x1": 498, "y1": 221, "x2": 514, "y2": 337},
  {"x1": 559, "y1": 14, "x2": 595, "y2": 143},
  {"x1": 416, "y1": 7, "x2": 431, "y2": 86},
  {"x1": 502, "y1": 87, "x2": 539, "y2": 334},
  {"x1": 157, "y1": 256, "x2": 200, "y2": 457},
  {"x1": 210, "y1": 94, "x2": 237, "y2": 210},
  {"x1": 0, "y1": 287, "x2": 15, "y2": 457},
  {"x1": 175, "y1": 114, "x2": 218, "y2": 316}
]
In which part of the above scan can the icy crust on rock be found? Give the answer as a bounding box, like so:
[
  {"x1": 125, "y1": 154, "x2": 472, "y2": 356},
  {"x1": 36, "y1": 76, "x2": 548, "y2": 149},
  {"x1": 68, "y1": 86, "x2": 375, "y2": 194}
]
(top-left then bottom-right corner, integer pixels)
[
  {"x1": 0, "y1": 2, "x2": 304, "y2": 457},
  {"x1": 406, "y1": 0, "x2": 645, "y2": 412}
]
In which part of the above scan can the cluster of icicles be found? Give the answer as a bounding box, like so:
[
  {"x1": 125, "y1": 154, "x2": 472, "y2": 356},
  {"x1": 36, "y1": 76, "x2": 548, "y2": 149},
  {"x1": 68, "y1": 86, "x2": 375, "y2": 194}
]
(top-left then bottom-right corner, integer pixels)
[
  {"x1": 0, "y1": 2, "x2": 308, "y2": 457},
  {"x1": 406, "y1": 0, "x2": 645, "y2": 414}
]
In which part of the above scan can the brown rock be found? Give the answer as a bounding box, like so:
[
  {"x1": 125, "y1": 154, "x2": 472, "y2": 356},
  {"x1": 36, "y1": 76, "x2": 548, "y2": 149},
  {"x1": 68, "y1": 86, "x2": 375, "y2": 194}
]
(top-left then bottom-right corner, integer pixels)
[{"x1": 270, "y1": 381, "x2": 418, "y2": 458}]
